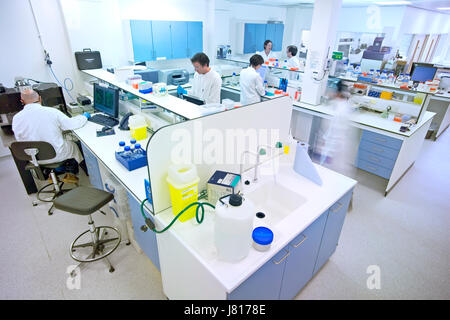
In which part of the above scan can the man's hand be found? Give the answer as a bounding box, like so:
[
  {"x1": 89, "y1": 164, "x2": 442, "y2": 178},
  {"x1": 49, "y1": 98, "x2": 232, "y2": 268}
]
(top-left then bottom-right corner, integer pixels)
[{"x1": 82, "y1": 112, "x2": 91, "y2": 119}]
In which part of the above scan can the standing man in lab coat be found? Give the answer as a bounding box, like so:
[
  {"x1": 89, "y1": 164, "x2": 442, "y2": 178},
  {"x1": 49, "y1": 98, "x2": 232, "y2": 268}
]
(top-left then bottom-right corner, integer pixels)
[
  {"x1": 190, "y1": 52, "x2": 222, "y2": 104},
  {"x1": 239, "y1": 54, "x2": 266, "y2": 105},
  {"x1": 259, "y1": 40, "x2": 277, "y2": 62},
  {"x1": 12, "y1": 89, "x2": 89, "y2": 181}
]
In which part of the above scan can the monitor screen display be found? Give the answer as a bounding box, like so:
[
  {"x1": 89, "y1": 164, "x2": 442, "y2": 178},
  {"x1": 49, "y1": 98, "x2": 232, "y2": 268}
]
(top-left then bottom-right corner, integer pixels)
[
  {"x1": 411, "y1": 64, "x2": 437, "y2": 82},
  {"x1": 257, "y1": 66, "x2": 267, "y2": 81},
  {"x1": 93, "y1": 83, "x2": 119, "y2": 118}
]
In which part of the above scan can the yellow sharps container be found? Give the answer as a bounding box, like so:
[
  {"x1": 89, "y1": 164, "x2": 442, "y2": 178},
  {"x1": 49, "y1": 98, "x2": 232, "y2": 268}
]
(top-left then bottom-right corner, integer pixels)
[{"x1": 166, "y1": 164, "x2": 200, "y2": 222}]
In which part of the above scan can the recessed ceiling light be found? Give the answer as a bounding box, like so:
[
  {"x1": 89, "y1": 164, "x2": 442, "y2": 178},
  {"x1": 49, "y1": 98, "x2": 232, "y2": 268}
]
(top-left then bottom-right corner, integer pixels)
[
  {"x1": 374, "y1": 1, "x2": 411, "y2": 5},
  {"x1": 436, "y1": 7, "x2": 450, "y2": 10}
]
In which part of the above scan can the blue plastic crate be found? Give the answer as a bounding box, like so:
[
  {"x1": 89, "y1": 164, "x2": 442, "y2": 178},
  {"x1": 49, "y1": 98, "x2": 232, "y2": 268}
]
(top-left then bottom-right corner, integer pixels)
[{"x1": 115, "y1": 151, "x2": 148, "y2": 171}]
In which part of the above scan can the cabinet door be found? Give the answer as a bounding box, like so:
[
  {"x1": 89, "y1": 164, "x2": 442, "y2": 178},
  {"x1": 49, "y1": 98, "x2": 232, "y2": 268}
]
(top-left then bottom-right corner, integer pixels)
[
  {"x1": 129, "y1": 20, "x2": 154, "y2": 62},
  {"x1": 187, "y1": 21, "x2": 203, "y2": 58},
  {"x1": 264, "y1": 24, "x2": 276, "y2": 45},
  {"x1": 228, "y1": 245, "x2": 290, "y2": 300},
  {"x1": 126, "y1": 191, "x2": 160, "y2": 271},
  {"x1": 244, "y1": 23, "x2": 256, "y2": 54},
  {"x1": 151, "y1": 20, "x2": 172, "y2": 60},
  {"x1": 274, "y1": 24, "x2": 284, "y2": 51},
  {"x1": 313, "y1": 190, "x2": 353, "y2": 275},
  {"x1": 255, "y1": 24, "x2": 266, "y2": 52},
  {"x1": 279, "y1": 212, "x2": 328, "y2": 299},
  {"x1": 80, "y1": 142, "x2": 103, "y2": 190},
  {"x1": 170, "y1": 21, "x2": 188, "y2": 59}
]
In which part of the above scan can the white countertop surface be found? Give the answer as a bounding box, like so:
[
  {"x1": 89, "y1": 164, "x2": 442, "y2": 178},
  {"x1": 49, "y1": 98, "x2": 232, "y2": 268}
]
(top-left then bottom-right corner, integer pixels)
[
  {"x1": 293, "y1": 101, "x2": 435, "y2": 139},
  {"x1": 82, "y1": 69, "x2": 204, "y2": 120},
  {"x1": 152, "y1": 153, "x2": 357, "y2": 293}
]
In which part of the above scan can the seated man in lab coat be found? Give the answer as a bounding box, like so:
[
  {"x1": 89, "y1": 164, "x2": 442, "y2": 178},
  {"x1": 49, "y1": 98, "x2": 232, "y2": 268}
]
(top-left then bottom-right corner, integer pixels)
[
  {"x1": 286, "y1": 45, "x2": 301, "y2": 69},
  {"x1": 12, "y1": 89, "x2": 90, "y2": 183},
  {"x1": 190, "y1": 52, "x2": 222, "y2": 104},
  {"x1": 239, "y1": 54, "x2": 266, "y2": 106},
  {"x1": 286, "y1": 45, "x2": 301, "y2": 81}
]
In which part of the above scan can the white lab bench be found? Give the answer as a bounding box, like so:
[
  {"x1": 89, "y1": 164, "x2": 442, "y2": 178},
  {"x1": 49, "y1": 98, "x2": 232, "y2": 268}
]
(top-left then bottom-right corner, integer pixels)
[
  {"x1": 72, "y1": 97, "x2": 357, "y2": 300},
  {"x1": 292, "y1": 100, "x2": 435, "y2": 196}
]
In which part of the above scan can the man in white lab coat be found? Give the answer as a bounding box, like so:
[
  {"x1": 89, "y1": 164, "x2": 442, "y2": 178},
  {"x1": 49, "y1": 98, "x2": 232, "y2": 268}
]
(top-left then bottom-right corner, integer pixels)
[
  {"x1": 12, "y1": 89, "x2": 89, "y2": 181},
  {"x1": 259, "y1": 40, "x2": 277, "y2": 62},
  {"x1": 286, "y1": 45, "x2": 301, "y2": 81},
  {"x1": 286, "y1": 45, "x2": 301, "y2": 69},
  {"x1": 190, "y1": 52, "x2": 222, "y2": 104},
  {"x1": 239, "y1": 54, "x2": 266, "y2": 106}
]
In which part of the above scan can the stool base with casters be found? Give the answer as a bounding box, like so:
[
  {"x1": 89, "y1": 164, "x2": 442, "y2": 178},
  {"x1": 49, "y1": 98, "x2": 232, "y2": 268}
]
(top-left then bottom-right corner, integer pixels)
[
  {"x1": 53, "y1": 186, "x2": 122, "y2": 276},
  {"x1": 69, "y1": 215, "x2": 121, "y2": 277}
]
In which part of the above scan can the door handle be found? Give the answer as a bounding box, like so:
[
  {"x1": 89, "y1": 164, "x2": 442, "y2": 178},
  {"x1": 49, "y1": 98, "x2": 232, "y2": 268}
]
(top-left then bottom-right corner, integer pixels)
[
  {"x1": 375, "y1": 137, "x2": 387, "y2": 143},
  {"x1": 372, "y1": 147, "x2": 384, "y2": 153},
  {"x1": 291, "y1": 234, "x2": 307, "y2": 248},
  {"x1": 369, "y1": 156, "x2": 381, "y2": 163},
  {"x1": 273, "y1": 249, "x2": 290, "y2": 265},
  {"x1": 330, "y1": 202, "x2": 343, "y2": 213}
]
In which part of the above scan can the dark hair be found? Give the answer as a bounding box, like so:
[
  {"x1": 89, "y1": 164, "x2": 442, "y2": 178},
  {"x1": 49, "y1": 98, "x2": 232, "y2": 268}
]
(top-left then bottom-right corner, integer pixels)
[
  {"x1": 287, "y1": 45, "x2": 298, "y2": 57},
  {"x1": 249, "y1": 54, "x2": 264, "y2": 67},
  {"x1": 264, "y1": 40, "x2": 272, "y2": 49},
  {"x1": 191, "y1": 52, "x2": 210, "y2": 67}
]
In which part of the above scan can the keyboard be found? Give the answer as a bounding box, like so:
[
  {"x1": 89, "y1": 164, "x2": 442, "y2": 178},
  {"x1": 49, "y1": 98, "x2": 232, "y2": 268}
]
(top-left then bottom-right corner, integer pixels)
[{"x1": 88, "y1": 114, "x2": 119, "y2": 127}]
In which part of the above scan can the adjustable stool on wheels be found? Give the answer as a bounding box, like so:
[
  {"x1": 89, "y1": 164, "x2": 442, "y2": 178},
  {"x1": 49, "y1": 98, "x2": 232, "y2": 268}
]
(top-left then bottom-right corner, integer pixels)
[{"x1": 53, "y1": 186, "x2": 122, "y2": 276}]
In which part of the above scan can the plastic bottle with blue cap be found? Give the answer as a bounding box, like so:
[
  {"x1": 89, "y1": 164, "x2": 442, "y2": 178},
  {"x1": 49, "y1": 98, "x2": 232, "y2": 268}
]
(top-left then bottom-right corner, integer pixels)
[{"x1": 116, "y1": 141, "x2": 125, "y2": 153}]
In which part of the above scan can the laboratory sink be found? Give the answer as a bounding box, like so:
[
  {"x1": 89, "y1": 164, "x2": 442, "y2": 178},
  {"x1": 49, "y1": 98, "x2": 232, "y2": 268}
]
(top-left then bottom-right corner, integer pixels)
[{"x1": 245, "y1": 181, "x2": 307, "y2": 227}]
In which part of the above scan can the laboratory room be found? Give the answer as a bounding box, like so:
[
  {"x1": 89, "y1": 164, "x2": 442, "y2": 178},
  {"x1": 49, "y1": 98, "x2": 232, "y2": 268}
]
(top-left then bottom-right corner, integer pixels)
[{"x1": 0, "y1": 0, "x2": 449, "y2": 306}]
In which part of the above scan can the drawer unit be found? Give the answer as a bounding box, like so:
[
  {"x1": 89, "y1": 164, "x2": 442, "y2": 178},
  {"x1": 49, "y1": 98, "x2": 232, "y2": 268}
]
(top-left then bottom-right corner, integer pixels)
[
  {"x1": 356, "y1": 158, "x2": 392, "y2": 179},
  {"x1": 359, "y1": 139, "x2": 400, "y2": 160},
  {"x1": 357, "y1": 149, "x2": 396, "y2": 170},
  {"x1": 361, "y1": 130, "x2": 403, "y2": 151}
]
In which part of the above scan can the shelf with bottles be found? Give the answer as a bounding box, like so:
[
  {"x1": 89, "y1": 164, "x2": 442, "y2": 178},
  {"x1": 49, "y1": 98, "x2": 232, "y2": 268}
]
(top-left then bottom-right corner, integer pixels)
[
  {"x1": 119, "y1": 89, "x2": 185, "y2": 131},
  {"x1": 216, "y1": 56, "x2": 305, "y2": 73}
]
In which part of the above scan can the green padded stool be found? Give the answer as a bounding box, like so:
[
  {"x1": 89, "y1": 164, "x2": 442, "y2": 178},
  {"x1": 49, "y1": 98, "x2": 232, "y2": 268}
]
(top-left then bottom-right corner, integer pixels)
[{"x1": 53, "y1": 186, "x2": 121, "y2": 276}]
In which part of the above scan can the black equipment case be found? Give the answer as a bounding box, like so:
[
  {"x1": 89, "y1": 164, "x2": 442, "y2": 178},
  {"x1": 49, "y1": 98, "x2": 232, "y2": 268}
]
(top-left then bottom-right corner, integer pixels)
[{"x1": 74, "y1": 48, "x2": 102, "y2": 70}]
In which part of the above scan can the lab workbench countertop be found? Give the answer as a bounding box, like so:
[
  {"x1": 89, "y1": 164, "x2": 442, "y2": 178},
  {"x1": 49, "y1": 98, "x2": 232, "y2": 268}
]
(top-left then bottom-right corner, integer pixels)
[
  {"x1": 293, "y1": 100, "x2": 435, "y2": 139},
  {"x1": 152, "y1": 154, "x2": 357, "y2": 293}
]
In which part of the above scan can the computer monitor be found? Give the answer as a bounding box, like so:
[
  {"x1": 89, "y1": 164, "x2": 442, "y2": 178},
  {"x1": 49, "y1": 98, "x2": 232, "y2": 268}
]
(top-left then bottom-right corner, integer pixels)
[
  {"x1": 93, "y1": 83, "x2": 119, "y2": 118},
  {"x1": 410, "y1": 63, "x2": 437, "y2": 82},
  {"x1": 183, "y1": 94, "x2": 205, "y2": 106},
  {"x1": 257, "y1": 66, "x2": 268, "y2": 81}
]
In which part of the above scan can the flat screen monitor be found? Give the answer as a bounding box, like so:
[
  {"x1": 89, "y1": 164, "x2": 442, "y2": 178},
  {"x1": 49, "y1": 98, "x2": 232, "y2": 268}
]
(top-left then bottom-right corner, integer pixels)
[
  {"x1": 257, "y1": 66, "x2": 268, "y2": 81},
  {"x1": 411, "y1": 63, "x2": 437, "y2": 82},
  {"x1": 183, "y1": 94, "x2": 205, "y2": 106},
  {"x1": 93, "y1": 83, "x2": 119, "y2": 118}
]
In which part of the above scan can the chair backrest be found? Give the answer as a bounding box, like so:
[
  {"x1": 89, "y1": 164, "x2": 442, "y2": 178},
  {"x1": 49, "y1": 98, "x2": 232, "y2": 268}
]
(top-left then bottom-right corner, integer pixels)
[{"x1": 10, "y1": 141, "x2": 56, "y2": 162}]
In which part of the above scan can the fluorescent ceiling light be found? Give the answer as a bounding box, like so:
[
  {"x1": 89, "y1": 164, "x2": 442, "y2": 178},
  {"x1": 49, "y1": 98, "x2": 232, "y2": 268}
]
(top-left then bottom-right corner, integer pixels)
[
  {"x1": 374, "y1": 1, "x2": 411, "y2": 5},
  {"x1": 436, "y1": 7, "x2": 450, "y2": 10}
]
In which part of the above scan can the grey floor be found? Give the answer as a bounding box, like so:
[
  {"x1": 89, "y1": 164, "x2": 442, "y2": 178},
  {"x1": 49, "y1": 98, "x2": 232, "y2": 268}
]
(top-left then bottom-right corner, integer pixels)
[{"x1": 0, "y1": 130, "x2": 449, "y2": 299}]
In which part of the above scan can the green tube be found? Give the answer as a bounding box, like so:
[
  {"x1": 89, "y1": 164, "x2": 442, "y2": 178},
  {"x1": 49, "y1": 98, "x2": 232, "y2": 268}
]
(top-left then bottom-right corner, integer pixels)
[{"x1": 140, "y1": 198, "x2": 215, "y2": 233}]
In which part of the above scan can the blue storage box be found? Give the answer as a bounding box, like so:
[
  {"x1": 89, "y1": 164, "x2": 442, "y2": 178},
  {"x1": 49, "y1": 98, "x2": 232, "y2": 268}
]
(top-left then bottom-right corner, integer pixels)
[{"x1": 115, "y1": 151, "x2": 148, "y2": 171}]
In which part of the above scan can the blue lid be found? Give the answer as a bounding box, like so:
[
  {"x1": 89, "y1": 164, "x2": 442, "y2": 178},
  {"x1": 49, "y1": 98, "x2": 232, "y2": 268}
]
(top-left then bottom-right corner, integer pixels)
[
  {"x1": 130, "y1": 139, "x2": 136, "y2": 144},
  {"x1": 124, "y1": 146, "x2": 131, "y2": 151},
  {"x1": 119, "y1": 141, "x2": 125, "y2": 146},
  {"x1": 135, "y1": 143, "x2": 141, "y2": 149},
  {"x1": 252, "y1": 227, "x2": 273, "y2": 245}
]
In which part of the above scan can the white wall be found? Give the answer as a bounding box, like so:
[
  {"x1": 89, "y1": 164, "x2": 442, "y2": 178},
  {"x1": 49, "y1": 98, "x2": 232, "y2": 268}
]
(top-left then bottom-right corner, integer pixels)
[{"x1": 0, "y1": 0, "x2": 80, "y2": 102}]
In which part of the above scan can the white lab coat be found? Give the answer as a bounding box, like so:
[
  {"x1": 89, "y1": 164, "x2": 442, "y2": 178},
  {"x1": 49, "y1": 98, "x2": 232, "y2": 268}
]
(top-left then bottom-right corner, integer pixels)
[
  {"x1": 12, "y1": 103, "x2": 88, "y2": 164},
  {"x1": 191, "y1": 69, "x2": 222, "y2": 104},
  {"x1": 287, "y1": 56, "x2": 301, "y2": 69},
  {"x1": 239, "y1": 67, "x2": 266, "y2": 106},
  {"x1": 259, "y1": 50, "x2": 277, "y2": 62},
  {"x1": 286, "y1": 56, "x2": 301, "y2": 81}
]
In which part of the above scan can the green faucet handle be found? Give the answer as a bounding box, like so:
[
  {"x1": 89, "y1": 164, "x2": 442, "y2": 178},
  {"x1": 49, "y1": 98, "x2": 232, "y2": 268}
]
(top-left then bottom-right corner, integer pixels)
[
  {"x1": 259, "y1": 148, "x2": 267, "y2": 155},
  {"x1": 275, "y1": 142, "x2": 283, "y2": 148}
]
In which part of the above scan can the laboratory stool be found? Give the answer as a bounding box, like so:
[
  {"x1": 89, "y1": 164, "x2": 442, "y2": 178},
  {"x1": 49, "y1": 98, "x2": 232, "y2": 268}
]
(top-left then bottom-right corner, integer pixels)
[
  {"x1": 10, "y1": 141, "x2": 78, "y2": 215},
  {"x1": 53, "y1": 186, "x2": 121, "y2": 276}
]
